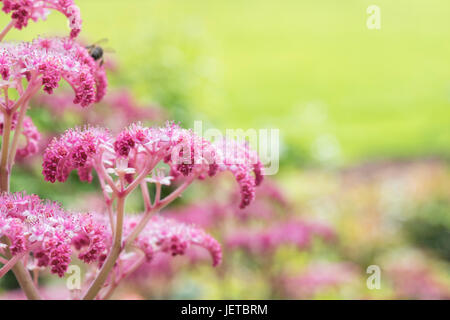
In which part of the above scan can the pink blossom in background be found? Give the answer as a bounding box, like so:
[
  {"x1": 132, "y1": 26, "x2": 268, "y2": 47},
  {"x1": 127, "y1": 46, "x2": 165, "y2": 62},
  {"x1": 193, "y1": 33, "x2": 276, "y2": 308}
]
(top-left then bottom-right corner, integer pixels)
[
  {"x1": 225, "y1": 220, "x2": 336, "y2": 255},
  {"x1": 166, "y1": 203, "x2": 228, "y2": 229},
  {"x1": 121, "y1": 215, "x2": 222, "y2": 267},
  {"x1": 386, "y1": 260, "x2": 450, "y2": 300},
  {"x1": 0, "y1": 285, "x2": 71, "y2": 300},
  {"x1": 281, "y1": 262, "x2": 360, "y2": 298}
]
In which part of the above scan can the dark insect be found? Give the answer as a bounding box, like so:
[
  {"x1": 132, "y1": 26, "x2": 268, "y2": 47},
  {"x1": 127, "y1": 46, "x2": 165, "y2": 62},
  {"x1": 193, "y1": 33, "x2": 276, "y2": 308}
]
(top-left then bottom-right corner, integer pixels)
[{"x1": 86, "y1": 39, "x2": 109, "y2": 66}]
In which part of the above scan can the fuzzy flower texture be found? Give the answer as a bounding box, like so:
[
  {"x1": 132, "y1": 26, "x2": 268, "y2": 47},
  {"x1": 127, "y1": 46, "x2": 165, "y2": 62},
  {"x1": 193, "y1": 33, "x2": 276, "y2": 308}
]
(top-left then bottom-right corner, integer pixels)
[
  {"x1": 0, "y1": 37, "x2": 107, "y2": 107},
  {"x1": 122, "y1": 215, "x2": 222, "y2": 267},
  {"x1": 43, "y1": 122, "x2": 264, "y2": 209},
  {"x1": 0, "y1": 192, "x2": 107, "y2": 277},
  {"x1": 1, "y1": 0, "x2": 82, "y2": 38},
  {"x1": 0, "y1": 193, "x2": 223, "y2": 277}
]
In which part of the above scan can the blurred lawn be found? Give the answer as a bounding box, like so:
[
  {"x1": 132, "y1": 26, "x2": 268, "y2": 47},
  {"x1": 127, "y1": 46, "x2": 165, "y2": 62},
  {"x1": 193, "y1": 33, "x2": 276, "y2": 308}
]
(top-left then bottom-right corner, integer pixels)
[{"x1": 2, "y1": 0, "x2": 450, "y2": 164}]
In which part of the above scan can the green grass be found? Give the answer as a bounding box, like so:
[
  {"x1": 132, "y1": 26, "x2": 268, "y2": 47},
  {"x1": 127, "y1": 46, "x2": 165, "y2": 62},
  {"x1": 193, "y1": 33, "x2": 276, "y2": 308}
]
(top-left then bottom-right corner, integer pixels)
[{"x1": 2, "y1": 0, "x2": 450, "y2": 165}]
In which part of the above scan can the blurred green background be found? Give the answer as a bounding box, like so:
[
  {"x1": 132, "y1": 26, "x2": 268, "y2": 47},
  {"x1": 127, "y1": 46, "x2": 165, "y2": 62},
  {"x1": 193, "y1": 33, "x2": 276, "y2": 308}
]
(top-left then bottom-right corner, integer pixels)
[{"x1": 3, "y1": 0, "x2": 450, "y2": 167}]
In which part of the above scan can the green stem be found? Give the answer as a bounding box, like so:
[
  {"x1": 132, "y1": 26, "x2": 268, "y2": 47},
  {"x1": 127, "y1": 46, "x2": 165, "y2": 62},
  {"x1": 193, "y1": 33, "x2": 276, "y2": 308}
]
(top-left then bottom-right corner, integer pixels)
[
  {"x1": 0, "y1": 19, "x2": 15, "y2": 42},
  {"x1": 7, "y1": 102, "x2": 28, "y2": 170},
  {"x1": 0, "y1": 111, "x2": 12, "y2": 192},
  {"x1": 82, "y1": 196, "x2": 126, "y2": 300}
]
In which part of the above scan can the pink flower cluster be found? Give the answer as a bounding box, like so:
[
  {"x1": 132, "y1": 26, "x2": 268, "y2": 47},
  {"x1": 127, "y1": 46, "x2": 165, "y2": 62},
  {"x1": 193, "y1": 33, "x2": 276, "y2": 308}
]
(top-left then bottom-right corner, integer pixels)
[
  {"x1": 0, "y1": 37, "x2": 107, "y2": 107},
  {"x1": 0, "y1": 192, "x2": 107, "y2": 277},
  {"x1": 281, "y1": 262, "x2": 359, "y2": 298},
  {"x1": 386, "y1": 259, "x2": 450, "y2": 299},
  {"x1": 15, "y1": 116, "x2": 40, "y2": 159},
  {"x1": 225, "y1": 220, "x2": 335, "y2": 254},
  {"x1": 42, "y1": 122, "x2": 263, "y2": 209},
  {"x1": 42, "y1": 126, "x2": 110, "y2": 183},
  {"x1": 0, "y1": 111, "x2": 40, "y2": 160},
  {"x1": 122, "y1": 215, "x2": 222, "y2": 267},
  {"x1": 214, "y1": 139, "x2": 264, "y2": 208},
  {"x1": 0, "y1": 0, "x2": 82, "y2": 37}
]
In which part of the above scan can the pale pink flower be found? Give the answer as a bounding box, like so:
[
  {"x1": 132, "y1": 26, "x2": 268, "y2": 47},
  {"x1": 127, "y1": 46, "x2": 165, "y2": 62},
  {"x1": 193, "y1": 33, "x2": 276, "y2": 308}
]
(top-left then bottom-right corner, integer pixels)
[
  {"x1": 281, "y1": 262, "x2": 360, "y2": 298},
  {"x1": 145, "y1": 168, "x2": 173, "y2": 186},
  {"x1": 225, "y1": 220, "x2": 336, "y2": 254}
]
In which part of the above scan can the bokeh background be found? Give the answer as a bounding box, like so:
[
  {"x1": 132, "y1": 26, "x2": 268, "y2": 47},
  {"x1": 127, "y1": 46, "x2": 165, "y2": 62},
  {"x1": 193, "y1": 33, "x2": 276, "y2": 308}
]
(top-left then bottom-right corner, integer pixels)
[{"x1": 1, "y1": 0, "x2": 449, "y2": 299}]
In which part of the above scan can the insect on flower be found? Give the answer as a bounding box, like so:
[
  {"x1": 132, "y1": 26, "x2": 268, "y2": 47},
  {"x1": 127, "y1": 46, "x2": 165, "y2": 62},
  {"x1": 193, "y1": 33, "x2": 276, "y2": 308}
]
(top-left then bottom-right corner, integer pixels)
[{"x1": 86, "y1": 39, "x2": 114, "y2": 67}]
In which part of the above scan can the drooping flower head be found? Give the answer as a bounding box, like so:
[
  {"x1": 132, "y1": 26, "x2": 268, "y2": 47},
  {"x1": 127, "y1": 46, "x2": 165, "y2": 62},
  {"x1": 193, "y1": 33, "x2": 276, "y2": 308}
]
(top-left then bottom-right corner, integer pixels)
[
  {"x1": 0, "y1": 0, "x2": 82, "y2": 38},
  {"x1": 0, "y1": 37, "x2": 107, "y2": 107},
  {"x1": 122, "y1": 215, "x2": 222, "y2": 267},
  {"x1": 43, "y1": 122, "x2": 264, "y2": 208},
  {"x1": 0, "y1": 192, "x2": 108, "y2": 277},
  {"x1": 213, "y1": 138, "x2": 264, "y2": 208},
  {"x1": 42, "y1": 126, "x2": 111, "y2": 183}
]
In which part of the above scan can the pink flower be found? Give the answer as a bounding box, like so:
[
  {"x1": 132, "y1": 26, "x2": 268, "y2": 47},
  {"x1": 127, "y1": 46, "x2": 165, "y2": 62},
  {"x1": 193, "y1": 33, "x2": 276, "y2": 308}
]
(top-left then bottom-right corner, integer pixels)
[
  {"x1": 214, "y1": 139, "x2": 264, "y2": 208},
  {"x1": 122, "y1": 215, "x2": 222, "y2": 267},
  {"x1": 42, "y1": 126, "x2": 111, "y2": 183},
  {"x1": 15, "y1": 116, "x2": 40, "y2": 159},
  {"x1": 281, "y1": 262, "x2": 359, "y2": 298},
  {"x1": 225, "y1": 220, "x2": 335, "y2": 254},
  {"x1": 0, "y1": 192, "x2": 108, "y2": 277},
  {"x1": 43, "y1": 122, "x2": 263, "y2": 208},
  {"x1": 0, "y1": 37, "x2": 107, "y2": 107},
  {"x1": 0, "y1": 0, "x2": 82, "y2": 38}
]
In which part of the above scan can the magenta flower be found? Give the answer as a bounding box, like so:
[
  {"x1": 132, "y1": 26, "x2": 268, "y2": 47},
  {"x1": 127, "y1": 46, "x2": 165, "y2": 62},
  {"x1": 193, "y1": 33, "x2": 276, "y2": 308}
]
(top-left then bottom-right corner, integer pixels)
[
  {"x1": 42, "y1": 122, "x2": 263, "y2": 209},
  {"x1": 0, "y1": 192, "x2": 108, "y2": 277},
  {"x1": 214, "y1": 138, "x2": 264, "y2": 208},
  {"x1": 0, "y1": 0, "x2": 82, "y2": 38},
  {"x1": 122, "y1": 215, "x2": 222, "y2": 267},
  {"x1": 42, "y1": 126, "x2": 111, "y2": 183},
  {"x1": 281, "y1": 262, "x2": 359, "y2": 298},
  {"x1": 0, "y1": 37, "x2": 107, "y2": 108},
  {"x1": 225, "y1": 220, "x2": 335, "y2": 254}
]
